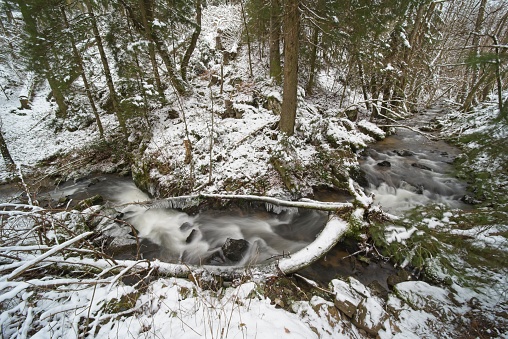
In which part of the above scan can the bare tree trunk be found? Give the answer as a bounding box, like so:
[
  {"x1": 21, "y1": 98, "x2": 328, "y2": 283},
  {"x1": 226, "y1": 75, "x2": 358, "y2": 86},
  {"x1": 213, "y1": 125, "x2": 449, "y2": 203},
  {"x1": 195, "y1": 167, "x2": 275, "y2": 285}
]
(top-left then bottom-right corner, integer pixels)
[
  {"x1": 490, "y1": 35, "x2": 503, "y2": 114},
  {"x1": 181, "y1": 0, "x2": 202, "y2": 81},
  {"x1": 240, "y1": 0, "x2": 253, "y2": 77},
  {"x1": 61, "y1": 6, "x2": 104, "y2": 139},
  {"x1": 84, "y1": 0, "x2": 127, "y2": 135},
  {"x1": 17, "y1": 0, "x2": 68, "y2": 119},
  {"x1": 280, "y1": 0, "x2": 299, "y2": 136},
  {"x1": 462, "y1": 71, "x2": 496, "y2": 112},
  {"x1": 380, "y1": 76, "x2": 393, "y2": 118},
  {"x1": 0, "y1": 121, "x2": 14, "y2": 166},
  {"x1": 269, "y1": 0, "x2": 282, "y2": 84},
  {"x1": 118, "y1": 0, "x2": 188, "y2": 95},
  {"x1": 357, "y1": 55, "x2": 371, "y2": 111},
  {"x1": 139, "y1": 0, "x2": 164, "y2": 96},
  {"x1": 45, "y1": 69, "x2": 68, "y2": 119},
  {"x1": 305, "y1": 25, "x2": 319, "y2": 96},
  {"x1": 470, "y1": 0, "x2": 488, "y2": 90}
]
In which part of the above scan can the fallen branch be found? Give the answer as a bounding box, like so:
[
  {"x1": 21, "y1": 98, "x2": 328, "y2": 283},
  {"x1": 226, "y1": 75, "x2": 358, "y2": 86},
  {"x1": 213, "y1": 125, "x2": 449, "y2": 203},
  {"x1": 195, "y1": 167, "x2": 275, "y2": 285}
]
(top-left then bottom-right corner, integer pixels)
[
  {"x1": 237, "y1": 120, "x2": 278, "y2": 145},
  {"x1": 377, "y1": 124, "x2": 435, "y2": 140},
  {"x1": 146, "y1": 193, "x2": 354, "y2": 212},
  {"x1": 278, "y1": 215, "x2": 349, "y2": 273},
  {"x1": 107, "y1": 259, "x2": 150, "y2": 292},
  {"x1": 2, "y1": 231, "x2": 93, "y2": 281}
]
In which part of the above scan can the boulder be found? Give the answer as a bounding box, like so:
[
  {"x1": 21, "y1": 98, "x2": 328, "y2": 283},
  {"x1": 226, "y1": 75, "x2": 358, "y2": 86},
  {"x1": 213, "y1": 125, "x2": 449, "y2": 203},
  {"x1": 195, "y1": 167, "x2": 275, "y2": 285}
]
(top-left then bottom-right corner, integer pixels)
[
  {"x1": 357, "y1": 119, "x2": 386, "y2": 141},
  {"x1": 411, "y1": 163, "x2": 433, "y2": 171},
  {"x1": 353, "y1": 297, "x2": 389, "y2": 336},
  {"x1": 377, "y1": 161, "x2": 391, "y2": 167},
  {"x1": 222, "y1": 238, "x2": 250, "y2": 262},
  {"x1": 344, "y1": 107, "x2": 359, "y2": 121},
  {"x1": 368, "y1": 280, "x2": 389, "y2": 301},
  {"x1": 331, "y1": 279, "x2": 363, "y2": 318},
  {"x1": 186, "y1": 229, "x2": 199, "y2": 243},
  {"x1": 387, "y1": 269, "x2": 411, "y2": 290},
  {"x1": 394, "y1": 149, "x2": 414, "y2": 157},
  {"x1": 393, "y1": 281, "x2": 460, "y2": 321},
  {"x1": 264, "y1": 92, "x2": 282, "y2": 115},
  {"x1": 205, "y1": 249, "x2": 226, "y2": 265},
  {"x1": 180, "y1": 222, "x2": 193, "y2": 232}
]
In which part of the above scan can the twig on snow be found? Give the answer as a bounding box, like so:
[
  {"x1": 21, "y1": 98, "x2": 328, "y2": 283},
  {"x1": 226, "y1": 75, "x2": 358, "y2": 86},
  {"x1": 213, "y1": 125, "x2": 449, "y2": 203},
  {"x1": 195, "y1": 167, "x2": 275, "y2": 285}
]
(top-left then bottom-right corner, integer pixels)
[{"x1": 2, "y1": 231, "x2": 92, "y2": 281}]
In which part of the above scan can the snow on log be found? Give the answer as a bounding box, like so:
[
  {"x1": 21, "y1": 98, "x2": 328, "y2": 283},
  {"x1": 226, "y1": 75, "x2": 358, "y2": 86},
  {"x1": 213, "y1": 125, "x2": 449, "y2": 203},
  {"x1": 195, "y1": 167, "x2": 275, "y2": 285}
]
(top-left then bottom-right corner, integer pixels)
[
  {"x1": 18, "y1": 72, "x2": 34, "y2": 109},
  {"x1": 147, "y1": 193, "x2": 354, "y2": 213},
  {"x1": 277, "y1": 215, "x2": 349, "y2": 274}
]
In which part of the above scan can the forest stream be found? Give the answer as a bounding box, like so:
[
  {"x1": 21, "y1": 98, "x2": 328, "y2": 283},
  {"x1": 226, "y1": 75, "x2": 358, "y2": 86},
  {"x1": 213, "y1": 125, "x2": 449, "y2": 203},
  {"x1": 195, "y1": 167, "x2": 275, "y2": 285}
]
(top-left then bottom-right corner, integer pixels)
[{"x1": 1, "y1": 108, "x2": 470, "y2": 287}]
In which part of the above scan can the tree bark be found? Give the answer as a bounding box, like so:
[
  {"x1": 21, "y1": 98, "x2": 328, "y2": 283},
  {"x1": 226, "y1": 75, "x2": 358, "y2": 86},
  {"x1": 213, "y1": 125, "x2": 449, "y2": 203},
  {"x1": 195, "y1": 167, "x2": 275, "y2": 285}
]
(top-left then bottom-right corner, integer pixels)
[
  {"x1": 470, "y1": 0, "x2": 487, "y2": 90},
  {"x1": 61, "y1": 6, "x2": 104, "y2": 139},
  {"x1": 181, "y1": 0, "x2": 202, "y2": 81},
  {"x1": 0, "y1": 124, "x2": 14, "y2": 166},
  {"x1": 84, "y1": 0, "x2": 127, "y2": 135},
  {"x1": 280, "y1": 0, "x2": 300, "y2": 136},
  {"x1": 118, "y1": 0, "x2": 188, "y2": 95},
  {"x1": 139, "y1": 0, "x2": 163, "y2": 96},
  {"x1": 240, "y1": 0, "x2": 253, "y2": 77},
  {"x1": 305, "y1": 25, "x2": 319, "y2": 96},
  {"x1": 462, "y1": 71, "x2": 496, "y2": 112},
  {"x1": 269, "y1": 0, "x2": 282, "y2": 84},
  {"x1": 357, "y1": 55, "x2": 371, "y2": 111}
]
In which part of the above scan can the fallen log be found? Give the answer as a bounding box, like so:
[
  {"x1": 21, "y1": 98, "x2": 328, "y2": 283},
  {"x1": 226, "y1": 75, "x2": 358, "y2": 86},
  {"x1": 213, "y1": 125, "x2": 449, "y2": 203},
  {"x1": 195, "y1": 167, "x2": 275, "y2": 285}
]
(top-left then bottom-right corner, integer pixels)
[
  {"x1": 144, "y1": 193, "x2": 354, "y2": 213},
  {"x1": 48, "y1": 214, "x2": 350, "y2": 280}
]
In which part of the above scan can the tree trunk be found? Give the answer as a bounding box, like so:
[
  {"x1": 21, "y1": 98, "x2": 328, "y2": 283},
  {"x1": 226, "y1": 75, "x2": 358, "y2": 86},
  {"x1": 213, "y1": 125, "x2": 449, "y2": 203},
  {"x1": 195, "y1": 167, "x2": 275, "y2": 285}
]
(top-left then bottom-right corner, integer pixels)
[
  {"x1": 470, "y1": 0, "x2": 487, "y2": 90},
  {"x1": 139, "y1": 0, "x2": 163, "y2": 96},
  {"x1": 280, "y1": 0, "x2": 299, "y2": 136},
  {"x1": 305, "y1": 25, "x2": 319, "y2": 96},
  {"x1": 61, "y1": 6, "x2": 104, "y2": 139},
  {"x1": 17, "y1": 1, "x2": 67, "y2": 119},
  {"x1": 357, "y1": 55, "x2": 371, "y2": 111},
  {"x1": 240, "y1": 0, "x2": 253, "y2": 77},
  {"x1": 491, "y1": 35, "x2": 503, "y2": 114},
  {"x1": 380, "y1": 75, "x2": 393, "y2": 118},
  {"x1": 118, "y1": 0, "x2": 188, "y2": 95},
  {"x1": 181, "y1": 0, "x2": 202, "y2": 82},
  {"x1": 45, "y1": 68, "x2": 68, "y2": 119},
  {"x1": 269, "y1": 0, "x2": 282, "y2": 84},
  {"x1": 462, "y1": 71, "x2": 496, "y2": 112},
  {"x1": 501, "y1": 97, "x2": 508, "y2": 122},
  {"x1": 0, "y1": 123, "x2": 14, "y2": 166},
  {"x1": 84, "y1": 0, "x2": 127, "y2": 135},
  {"x1": 153, "y1": 32, "x2": 188, "y2": 94}
]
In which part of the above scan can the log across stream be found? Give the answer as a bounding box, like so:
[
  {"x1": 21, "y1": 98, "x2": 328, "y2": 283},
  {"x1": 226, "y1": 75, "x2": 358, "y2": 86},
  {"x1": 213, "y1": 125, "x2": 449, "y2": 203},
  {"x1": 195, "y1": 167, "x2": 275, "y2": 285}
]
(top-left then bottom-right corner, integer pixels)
[{"x1": 43, "y1": 176, "x2": 352, "y2": 277}]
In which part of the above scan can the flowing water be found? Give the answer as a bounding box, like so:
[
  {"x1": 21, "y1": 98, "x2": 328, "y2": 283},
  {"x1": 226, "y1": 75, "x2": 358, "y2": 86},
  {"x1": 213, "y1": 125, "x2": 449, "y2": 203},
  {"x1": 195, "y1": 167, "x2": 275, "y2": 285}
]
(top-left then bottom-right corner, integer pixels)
[
  {"x1": 359, "y1": 109, "x2": 469, "y2": 214},
  {"x1": 1, "y1": 108, "x2": 470, "y2": 284},
  {"x1": 44, "y1": 175, "x2": 328, "y2": 266},
  {"x1": 301, "y1": 108, "x2": 470, "y2": 287}
]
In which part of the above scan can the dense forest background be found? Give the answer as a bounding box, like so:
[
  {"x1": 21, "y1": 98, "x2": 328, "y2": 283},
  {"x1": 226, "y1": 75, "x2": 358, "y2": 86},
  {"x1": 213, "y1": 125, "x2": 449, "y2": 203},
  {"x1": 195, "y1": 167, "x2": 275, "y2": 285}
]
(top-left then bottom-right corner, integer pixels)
[{"x1": 0, "y1": 0, "x2": 506, "y2": 143}]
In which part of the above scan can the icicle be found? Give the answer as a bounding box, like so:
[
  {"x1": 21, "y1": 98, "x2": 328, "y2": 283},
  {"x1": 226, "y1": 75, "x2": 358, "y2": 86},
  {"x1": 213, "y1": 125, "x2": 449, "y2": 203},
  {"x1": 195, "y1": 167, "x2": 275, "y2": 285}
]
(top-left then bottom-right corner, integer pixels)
[
  {"x1": 148, "y1": 195, "x2": 201, "y2": 210},
  {"x1": 264, "y1": 202, "x2": 298, "y2": 215}
]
